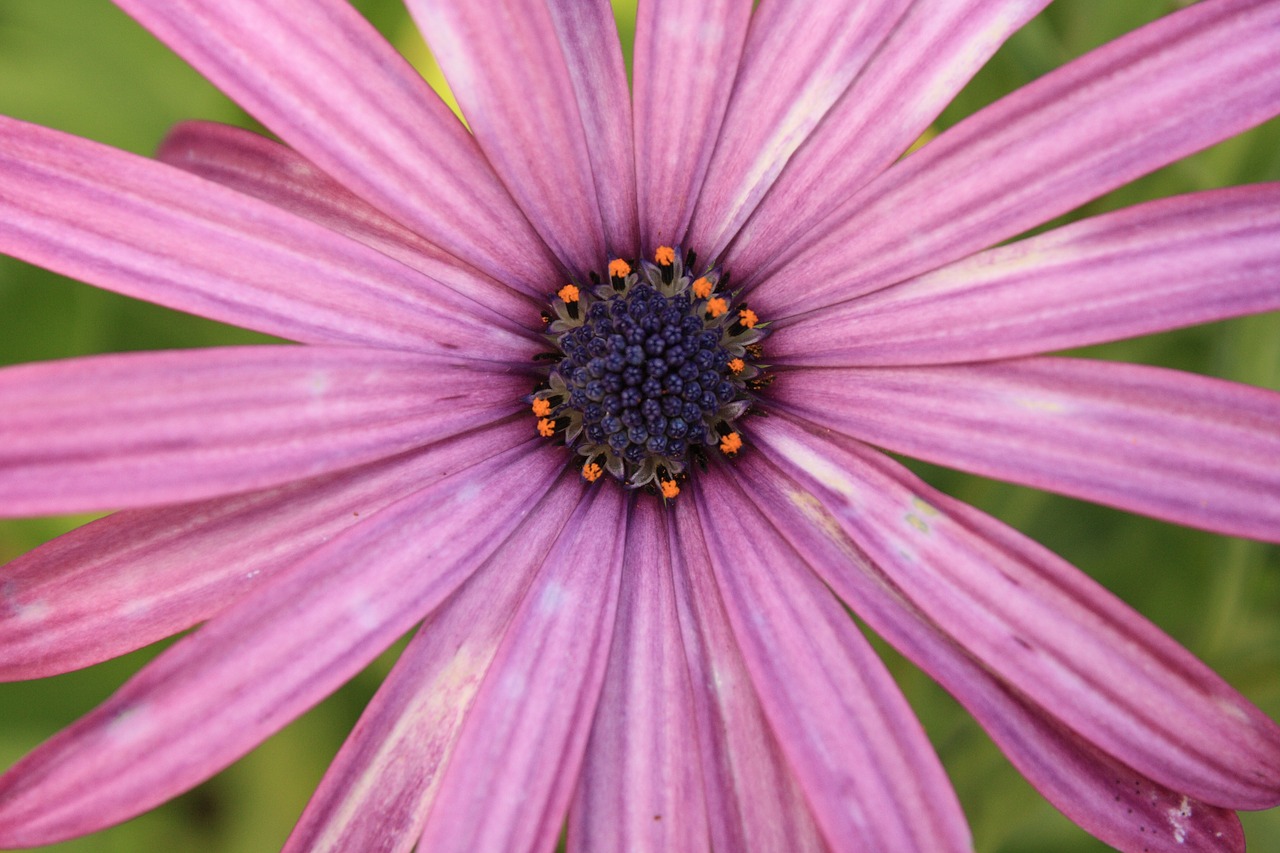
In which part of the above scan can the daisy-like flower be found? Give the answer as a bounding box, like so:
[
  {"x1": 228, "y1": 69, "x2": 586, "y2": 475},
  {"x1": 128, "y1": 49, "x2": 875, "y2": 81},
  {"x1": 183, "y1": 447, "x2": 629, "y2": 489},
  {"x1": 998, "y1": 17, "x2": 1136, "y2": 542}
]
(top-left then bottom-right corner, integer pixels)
[{"x1": 2, "y1": 0, "x2": 1280, "y2": 850}]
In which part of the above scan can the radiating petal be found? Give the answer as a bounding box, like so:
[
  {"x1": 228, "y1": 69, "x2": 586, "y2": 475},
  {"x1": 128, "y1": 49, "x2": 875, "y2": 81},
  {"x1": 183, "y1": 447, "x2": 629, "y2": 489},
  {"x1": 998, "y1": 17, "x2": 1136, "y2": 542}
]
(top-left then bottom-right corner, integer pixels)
[
  {"x1": 669, "y1": 499, "x2": 829, "y2": 853},
  {"x1": 770, "y1": 185, "x2": 1280, "y2": 363},
  {"x1": 632, "y1": 0, "x2": 751, "y2": 252},
  {"x1": 415, "y1": 487, "x2": 628, "y2": 853},
  {"x1": 753, "y1": 415, "x2": 1280, "y2": 809},
  {"x1": 0, "y1": 118, "x2": 539, "y2": 351},
  {"x1": 686, "y1": 0, "x2": 914, "y2": 257},
  {"x1": 567, "y1": 497, "x2": 708, "y2": 853},
  {"x1": 738, "y1": 445, "x2": 1246, "y2": 852},
  {"x1": 771, "y1": 357, "x2": 1280, "y2": 542},
  {"x1": 693, "y1": 468, "x2": 971, "y2": 852},
  {"x1": 543, "y1": 0, "x2": 640, "y2": 256},
  {"x1": 157, "y1": 121, "x2": 536, "y2": 320},
  {"x1": 0, "y1": 346, "x2": 523, "y2": 516},
  {"x1": 745, "y1": 0, "x2": 1280, "y2": 312},
  {"x1": 0, "y1": 438, "x2": 563, "y2": 847},
  {"x1": 114, "y1": 0, "x2": 562, "y2": 291},
  {"x1": 725, "y1": 0, "x2": 1049, "y2": 271},
  {"x1": 0, "y1": 425, "x2": 527, "y2": 681},
  {"x1": 285, "y1": 473, "x2": 584, "y2": 853},
  {"x1": 407, "y1": 0, "x2": 607, "y2": 275}
]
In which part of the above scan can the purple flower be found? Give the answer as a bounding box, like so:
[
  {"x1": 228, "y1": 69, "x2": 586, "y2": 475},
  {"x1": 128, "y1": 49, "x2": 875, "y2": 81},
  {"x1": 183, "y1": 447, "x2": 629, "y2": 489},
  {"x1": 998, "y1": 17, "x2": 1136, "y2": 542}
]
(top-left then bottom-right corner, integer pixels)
[{"x1": 1, "y1": 0, "x2": 1279, "y2": 850}]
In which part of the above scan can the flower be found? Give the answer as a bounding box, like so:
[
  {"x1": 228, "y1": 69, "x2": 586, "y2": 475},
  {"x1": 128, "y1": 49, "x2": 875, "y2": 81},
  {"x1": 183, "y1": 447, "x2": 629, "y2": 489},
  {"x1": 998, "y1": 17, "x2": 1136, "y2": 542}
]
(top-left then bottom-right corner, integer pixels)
[{"x1": 1, "y1": 0, "x2": 1279, "y2": 850}]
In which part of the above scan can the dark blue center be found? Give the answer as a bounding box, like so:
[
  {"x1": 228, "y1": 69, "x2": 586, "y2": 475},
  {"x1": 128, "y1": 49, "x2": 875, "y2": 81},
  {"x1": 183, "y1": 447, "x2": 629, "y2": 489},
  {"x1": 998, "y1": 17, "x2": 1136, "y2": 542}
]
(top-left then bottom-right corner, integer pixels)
[{"x1": 553, "y1": 283, "x2": 737, "y2": 465}]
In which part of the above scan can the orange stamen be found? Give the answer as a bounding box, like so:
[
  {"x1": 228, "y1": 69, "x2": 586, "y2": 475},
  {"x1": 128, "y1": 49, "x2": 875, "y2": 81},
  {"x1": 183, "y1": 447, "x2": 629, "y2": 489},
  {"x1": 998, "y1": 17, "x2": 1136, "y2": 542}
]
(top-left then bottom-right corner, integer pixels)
[
  {"x1": 582, "y1": 462, "x2": 603, "y2": 483},
  {"x1": 558, "y1": 283, "x2": 580, "y2": 303},
  {"x1": 608, "y1": 258, "x2": 632, "y2": 278},
  {"x1": 706, "y1": 297, "x2": 728, "y2": 318},
  {"x1": 719, "y1": 432, "x2": 743, "y2": 456},
  {"x1": 691, "y1": 276, "x2": 712, "y2": 299},
  {"x1": 537, "y1": 418, "x2": 556, "y2": 438},
  {"x1": 738, "y1": 308, "x2": 759, "y2": 329},
  {"x1": 655, "y1": 245, "x2": 676, "y2": 265},
  {"x1": 659, "y1": 479, "x2": 681, "y2": 499},
  {"x1": 531, "y1": 398, "x2": 552, "y2": 417},
  {"x1": 728, "y1": 357, "x2": 745, "y2": 374}
]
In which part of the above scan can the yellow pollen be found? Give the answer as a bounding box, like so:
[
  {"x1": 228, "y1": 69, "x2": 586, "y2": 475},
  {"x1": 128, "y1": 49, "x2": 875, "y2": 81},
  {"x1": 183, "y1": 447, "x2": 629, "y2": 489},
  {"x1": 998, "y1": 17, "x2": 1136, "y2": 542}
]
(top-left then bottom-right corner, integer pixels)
[
  {"x1": 719, "y1": 432, "x2": 743, "y2": 455},
  {"x1": 659, "y1": 479, "x2": 681, "y2": 499},
  {"x1": 557, "y1": 283, "x2": 579, "y2": 303},
  {"x1": 537, "y1": 418, "x2": 556, "y2": 438},
  {"x1": 728, "y1": 357, "x2": 745, "y2": 374},
  {"x1": 738, "y1": 308, "x2": 759, "y2": 329},
  {"x1": 655, "y1": 245, "x2": 676, "y2": 265},
  {"x1": 706, "y1": 297, "x2": 728, "y2": 318},
  {"x1": 582, "y1": 462, "x2": 603, "y2": 483},
  {"x1": 531, "y1": 398, "x2": 552, "y2": 417},
  {"x1": 608, "y1": 258, "x2": 631, "y2": 278},
  {"x1": 691, "y1": 276, "x2": 713, "y2": 299}
]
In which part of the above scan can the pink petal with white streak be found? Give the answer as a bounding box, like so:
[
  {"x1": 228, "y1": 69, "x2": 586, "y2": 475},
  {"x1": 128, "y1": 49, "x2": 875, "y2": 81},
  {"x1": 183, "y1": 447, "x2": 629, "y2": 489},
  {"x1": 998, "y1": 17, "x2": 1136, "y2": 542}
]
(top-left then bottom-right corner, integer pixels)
[
  {"x1": 769, "y1": 185, "x2": 1280, "y2": 364},
  {"x1": 771, "y1": 357, "x2": 1280, "y2": 541},
  {"x1": 0, "y1": 346, "x2": 523, "y2": 515}
]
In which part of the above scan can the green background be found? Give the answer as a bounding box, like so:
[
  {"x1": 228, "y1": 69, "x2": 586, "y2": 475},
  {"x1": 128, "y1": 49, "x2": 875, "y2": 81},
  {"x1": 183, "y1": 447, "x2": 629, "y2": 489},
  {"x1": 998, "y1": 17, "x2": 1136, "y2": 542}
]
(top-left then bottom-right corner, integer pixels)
[{"x1": 0, "y1": 1, "x2": 1277, "y2": 850}]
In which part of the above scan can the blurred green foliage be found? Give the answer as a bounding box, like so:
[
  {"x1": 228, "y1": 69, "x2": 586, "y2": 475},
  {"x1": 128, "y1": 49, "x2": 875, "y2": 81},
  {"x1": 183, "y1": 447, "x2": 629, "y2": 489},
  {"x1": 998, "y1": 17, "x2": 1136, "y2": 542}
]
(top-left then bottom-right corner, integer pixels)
[{"x1": 0, "y1": 1, "x2": 1276, "y2": 850}]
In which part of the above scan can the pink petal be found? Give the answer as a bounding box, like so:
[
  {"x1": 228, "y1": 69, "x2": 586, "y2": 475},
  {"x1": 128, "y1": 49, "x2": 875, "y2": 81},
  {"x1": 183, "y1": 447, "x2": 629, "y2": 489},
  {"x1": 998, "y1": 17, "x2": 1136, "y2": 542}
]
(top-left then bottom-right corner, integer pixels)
[
  {"x1": 543, "y1": 0, "x2": 640, "y2": 257},
  {"x1": 157, "y1": 121, "x2": 537, "y2": 322},
  {"x1": 567, "y1": 497, "x2": 708, "y2": 852},
  {"x1": 770, "y1": 184, "x2": 1280, "y2": 364},
  {"x1": 753, "y1": 415, "x2": 1280, "y2": 809},
  {"x1": 737, "y1": 444, "x2": 1246, "y2": 852},
  {"x1": 686, "y1": 0, "x2": 914, "y2": 258},
  {"x1": 285, "y1": 474, "x2": 586, "y2": 853},
  {"x1": 0, "y1": 117, "x2": 539, "y2": 351},
  {"x1": 744, "y1": 0, "x2": 1280, "y2": 313},
  {"x1": 771, "y1": 357, "x2": 1280, "y2": 542},
  {"x1": 0, "y1": 436, "x2": 564, "y2": 847},
  {"x1": 669, "y1": 498, "x2": 829, "y2": 852},
  {"x1": 725, "y1": 0, "x2": 1049, "y2": 269},
  {"x1": 114, "y1": 0, "x2": 562, "y2": 291},
  {"x1": 407, "y1": 0, "x2": 608, "y2": 275},
  {"x1": 415, "y1": 486, "x2": 628, "y2": 853},
  {"x1": 0, "y1": 426, "x2": 528, "y2": 681},
  {"x1": 693, "y1": 468, "x2": 972, "y2": 852},
  {"x1": 632, "y1": 0, "x2": 751, "y2": 252},
  {"x1": 0, "y1": 346, "x2": 523, "y2": 515}
]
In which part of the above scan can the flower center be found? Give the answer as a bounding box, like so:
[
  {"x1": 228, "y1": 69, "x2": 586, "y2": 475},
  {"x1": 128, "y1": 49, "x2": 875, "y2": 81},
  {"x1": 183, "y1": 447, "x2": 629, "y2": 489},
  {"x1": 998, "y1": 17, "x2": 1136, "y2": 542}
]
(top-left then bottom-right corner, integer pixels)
[{"x1": 531, "y1": 246, "x2": 767, "y2": 498}]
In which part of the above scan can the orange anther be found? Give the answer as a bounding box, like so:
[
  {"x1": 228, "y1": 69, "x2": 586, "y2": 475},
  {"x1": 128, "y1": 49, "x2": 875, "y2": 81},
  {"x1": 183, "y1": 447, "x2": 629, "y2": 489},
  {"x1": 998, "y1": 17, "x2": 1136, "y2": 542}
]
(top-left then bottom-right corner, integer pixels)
[
  {"x1": 728, "y1": 358, "x2": 745, "y2": 374},
  {"x1": 582, "y1": 462, "x2": 603, "y2": 483},
  {"x1": 738, "y1": 308, "x2": 758, "y2": 329},
  {"x1": 608, "y1": 258, "x2": 632, "y2": 278},
  {"x1": 537, "y1": 418, "x2": 556, "y2": 438},
  {"x1": 558, "y1": 283, "x2": 580, "y2": 303},
  {"x1": 706, "y1": 297, "x2": 728, "y2": 318},
  {"x1": 691, "y1": 276, "x2": 712, "y2": 299},
  {"x1": 531, "y1": 398, "x2": 552, "y2": 417},
  {"x1": 719, "y1": 432, "x2": 743, "y2": 456},
  {"x1": 659, "y1": 479, "x2": 680, "y2": 499},
  {"x1": 655, "y1": 245, "x2": 676, "y2": 265}
]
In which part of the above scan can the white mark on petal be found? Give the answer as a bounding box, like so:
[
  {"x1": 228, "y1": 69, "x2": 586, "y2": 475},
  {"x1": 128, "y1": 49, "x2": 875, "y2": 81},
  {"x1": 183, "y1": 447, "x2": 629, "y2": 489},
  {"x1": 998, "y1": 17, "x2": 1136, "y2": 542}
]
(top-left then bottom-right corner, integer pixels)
[
  {"x1": 1167, "y1": 795, "x2": 1192, "y2": 844},
  {"x1": 537, "y1": 580, "x2": 568, "y2": 614}
]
